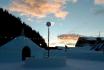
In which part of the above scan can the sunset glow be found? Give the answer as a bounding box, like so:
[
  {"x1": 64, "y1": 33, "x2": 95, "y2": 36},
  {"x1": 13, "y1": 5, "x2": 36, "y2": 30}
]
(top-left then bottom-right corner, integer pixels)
[
  {"x1": 48, "y1": 34, "x2": 79, "y2": 47},
  {"x1": 8, "y1": 0, "x2": 68, "y2": 19},
  {"x1": 0, "y1": 0, "x2": 104, "y2": 47}
]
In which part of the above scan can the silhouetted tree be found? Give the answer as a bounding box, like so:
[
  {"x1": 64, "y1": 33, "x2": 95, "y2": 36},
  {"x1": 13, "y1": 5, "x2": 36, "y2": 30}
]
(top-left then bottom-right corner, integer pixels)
[{"x1": 0, "y1": 8, "x2": 47, "y2": 49}]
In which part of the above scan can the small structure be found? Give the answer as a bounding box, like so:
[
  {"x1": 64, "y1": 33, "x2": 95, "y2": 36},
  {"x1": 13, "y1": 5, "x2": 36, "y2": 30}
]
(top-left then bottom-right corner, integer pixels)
[{"x1": 0, "y1": 36, "x2": 45, "y2": 63}]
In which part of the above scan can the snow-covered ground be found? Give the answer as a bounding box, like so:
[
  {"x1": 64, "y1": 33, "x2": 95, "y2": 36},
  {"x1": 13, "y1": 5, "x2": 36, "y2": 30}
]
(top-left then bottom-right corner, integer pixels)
[{"x1": 0, "y1": 46, "x2": 104, "y2": 70}]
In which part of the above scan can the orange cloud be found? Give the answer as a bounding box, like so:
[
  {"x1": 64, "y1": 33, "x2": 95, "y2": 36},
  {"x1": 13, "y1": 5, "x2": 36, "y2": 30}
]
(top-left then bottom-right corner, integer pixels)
[
  {"x1": 95, "y1": 0, "x2": 104, "y2": 4},
  {"x1": 58, "y1": 34, "x2": 79, "y2": 44},
  {"x1": 8, "y1": 0, "x2": 69, "y2": 19},
  {"x1": 48, "y1": 34, "x2": 80, "y2": 47}
]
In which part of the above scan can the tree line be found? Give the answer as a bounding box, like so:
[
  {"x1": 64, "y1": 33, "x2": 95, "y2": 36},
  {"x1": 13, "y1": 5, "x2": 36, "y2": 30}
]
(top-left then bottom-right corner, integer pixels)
[{"x1": 0, "y1": 8, "x2": 48, "y2": 49}]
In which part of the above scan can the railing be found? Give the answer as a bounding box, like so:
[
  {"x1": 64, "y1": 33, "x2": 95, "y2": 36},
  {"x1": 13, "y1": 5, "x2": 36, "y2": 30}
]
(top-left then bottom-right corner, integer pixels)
[{"x1": 90, "y1": 41, "x2": 104, "y2": 52}]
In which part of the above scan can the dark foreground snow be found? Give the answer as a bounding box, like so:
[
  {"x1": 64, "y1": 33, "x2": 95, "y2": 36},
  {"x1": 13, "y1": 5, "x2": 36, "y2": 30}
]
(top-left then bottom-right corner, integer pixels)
[
  {"x1": 0, "y1": 46, "x2": 104, "y2": 70},
  {"x1": 0, "y1": 58, "x2": 104, "y2": 70}
]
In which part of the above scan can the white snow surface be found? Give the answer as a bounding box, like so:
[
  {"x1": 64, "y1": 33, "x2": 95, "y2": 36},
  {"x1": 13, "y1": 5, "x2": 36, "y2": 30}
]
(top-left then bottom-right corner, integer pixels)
[
  {"x1": 0, "y1": 45, "x2": 104, "y2": 70},
  {"x1": 0, "y1": 36, "x2": 45, "y2": 62}
]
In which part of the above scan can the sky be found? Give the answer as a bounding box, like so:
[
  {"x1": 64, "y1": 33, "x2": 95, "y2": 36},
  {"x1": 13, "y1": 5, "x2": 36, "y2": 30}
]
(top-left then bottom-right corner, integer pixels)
[{"x1": 0, "y1": 0, "x2": 104, "y2": 47}]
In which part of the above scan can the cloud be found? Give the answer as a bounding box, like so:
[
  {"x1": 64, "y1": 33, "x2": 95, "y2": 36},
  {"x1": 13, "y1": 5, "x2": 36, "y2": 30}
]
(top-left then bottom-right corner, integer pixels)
[
  {"x1": 50, "y1": 22, "x2": 55, "y2": 27},
  {"x1": 95, "y1": 0, "x2": 104, "y2": 5},
  {"x1": 58, "y1": 34, "x2": 79, "y2": 40},
  {"x1": 8, "y1": 0, "x2": 69, "y2": 19},
  {"x1": 27, "y1": 18, "x2": 34, "y2": 22},
  {"x1": 69, "y1": 0, "x2": 78, "y2": 4},
  {"x1": 93, "y1": 0, "x2": 104, "y2": 15},
  {"x1": 48, "y1": 33, "x2": 80, "y2": 47},
  {"x1": 57, "y1": 34, "x2": 79, "y2": 45}
]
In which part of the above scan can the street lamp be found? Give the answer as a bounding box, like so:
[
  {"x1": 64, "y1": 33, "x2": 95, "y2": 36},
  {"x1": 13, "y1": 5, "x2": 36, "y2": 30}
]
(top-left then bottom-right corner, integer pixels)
[{"x1": 46, "y1": 22, "x2": 51, "y2": 57}]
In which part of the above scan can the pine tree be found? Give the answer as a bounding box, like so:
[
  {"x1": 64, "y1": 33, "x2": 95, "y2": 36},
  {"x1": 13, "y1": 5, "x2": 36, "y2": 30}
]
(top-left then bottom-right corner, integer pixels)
[{"x1": 0, "y1": 8, "x2": 47, "y2": 49}]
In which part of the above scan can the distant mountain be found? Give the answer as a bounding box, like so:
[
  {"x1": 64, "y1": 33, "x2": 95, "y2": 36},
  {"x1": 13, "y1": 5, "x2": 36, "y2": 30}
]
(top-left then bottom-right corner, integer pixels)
[{"x1": 0, "y1": 8, "x2": 47, "y2": 49}]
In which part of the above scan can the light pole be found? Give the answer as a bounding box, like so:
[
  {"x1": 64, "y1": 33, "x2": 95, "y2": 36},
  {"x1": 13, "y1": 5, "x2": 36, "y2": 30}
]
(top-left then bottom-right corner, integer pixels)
[{"x1": 46, "y1": 22, "x2": 51, "y2": 57}]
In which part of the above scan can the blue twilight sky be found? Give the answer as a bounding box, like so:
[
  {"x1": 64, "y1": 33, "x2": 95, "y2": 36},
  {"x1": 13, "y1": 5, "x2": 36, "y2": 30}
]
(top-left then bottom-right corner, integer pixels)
[{"x1": 0, "y1": 0, "x2": 104, "y2": 46}]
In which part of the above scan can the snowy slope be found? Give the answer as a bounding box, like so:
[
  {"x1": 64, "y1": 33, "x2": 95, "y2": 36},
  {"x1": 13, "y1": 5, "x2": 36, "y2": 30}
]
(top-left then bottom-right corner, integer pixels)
[
  {"x1": 66, "y1": 46, "x2": 104, "y2": 61},
  {"x1": 0, "y1": 45, "x2": 104, "y2": 70},
  {"x1": 0, "y1": 36, "x2": 45, "y2": 62},
  {"x1": 0, "y1": 58, "x2": 104, "y2": 70}
]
